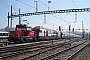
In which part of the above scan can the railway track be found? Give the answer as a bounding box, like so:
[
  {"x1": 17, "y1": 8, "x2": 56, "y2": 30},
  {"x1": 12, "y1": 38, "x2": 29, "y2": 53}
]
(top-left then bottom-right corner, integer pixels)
[
  {"x1": 0, "y1": 39, "x2": 72, "y2": 60},
  {"x1": 0, "y1": 38, "x2": 84, "y2": 60},
  {"x1": 19, "y1": 39, "x2": 85, "y2": 60},
  {"x1": 0, "y1": 39, "x2": 61, "y2": 52},
  {"x1": 70, "y1": 40, "x2": 90, "y2": 60},
  {"x1": 0, "y1": 39, "x2": 78, "y2": 60},
  {"x1": 40, "y1": 40, "x2": 89, "y2": 60},
  {"x1": 0, "y1": 38, "x2": 78, "y2": 53},
  {"x1": 0, "y1": 40, "x2": 64, "y2": 55},
  {"x1": 0, "y1": 40, "x2": 58, "y2": 56}
]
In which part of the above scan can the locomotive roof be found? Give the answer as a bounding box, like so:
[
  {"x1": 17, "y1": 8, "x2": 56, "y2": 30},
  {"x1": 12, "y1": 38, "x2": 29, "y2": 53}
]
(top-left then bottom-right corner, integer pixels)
[{"x1": 16, "y1": 24, "x2": 32, "y2": 28}]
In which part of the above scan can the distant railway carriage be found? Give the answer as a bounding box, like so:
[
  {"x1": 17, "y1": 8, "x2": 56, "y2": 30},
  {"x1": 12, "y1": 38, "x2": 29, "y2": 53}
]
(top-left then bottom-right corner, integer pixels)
[
  {"x1": 32, "y1": 26, "x2": 61, "y2": 40},
  {"x1": 62, "y1": 32, "x2": 82, "y2": 39},
  {"x1": 0, "y1": 31, "x2": 9, "y2": 39}
]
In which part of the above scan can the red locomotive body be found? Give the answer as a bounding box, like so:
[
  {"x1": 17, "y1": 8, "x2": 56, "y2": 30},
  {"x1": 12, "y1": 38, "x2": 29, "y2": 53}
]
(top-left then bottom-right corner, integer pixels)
[{"x1": 8, "y1": 24, "x2": 37, "y2": 43}]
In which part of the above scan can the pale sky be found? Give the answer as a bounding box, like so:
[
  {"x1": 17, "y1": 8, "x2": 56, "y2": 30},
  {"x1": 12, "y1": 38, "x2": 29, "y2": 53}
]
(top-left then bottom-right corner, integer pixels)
[{"x1": 0, "y1": 0, "x2": 90, "y2": 31}]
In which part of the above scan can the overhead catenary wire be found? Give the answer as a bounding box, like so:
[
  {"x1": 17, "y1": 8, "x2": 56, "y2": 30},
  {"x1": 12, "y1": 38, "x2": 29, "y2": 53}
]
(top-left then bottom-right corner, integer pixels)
[
  {"x1": 38, "y1": 0, "x2": 69, "y2": 24},
  {"x1": 38, "y1": 0, "x2": 47, "y2": 7},
  {"x1": 50, "y1": 1, "x2": 72, "y2": 24},
  {"x1": 0, "y1": 2, "x2": 30, "y2": 25},
  {"x1": 38, "y1": 0, "x2": 49, "y2": 24},
  {"x1": 16, "y1": 0, "x2": 35, "y2": 9},
  {"x1": 15, "y1": 0, "x2": 71, "y2": 24},
  {"x1": 71, "y1": 0, "x2": 87, "y2": 21},
  {"x1": 16, "y1": 0, "x2": 53, "y2": 24},
  {"x1": 0, "y1": 3, "x2": 19, "y2": 15},
  {"x1": 52, "y1": 0, "x2": 77, "y2": 23},
  {"x1": 16, "y1": 0, "x2": 42, "y2": 11},
  {"x1": 0, "y1": 2, "x2": 28, "y2": 17},
  {"x1": 78, "y1": 0, "x2": 89, "y2": 21},
  {"x1": 16, "y1": 0, "x2": 43, "y2": 21},
  {"x1": 78, "y1": 0, "x2": 84, "y2": 7},
  {"x1": 51, "y1": 1, "x2": 75, "y2": 23},
  {"x1": 78, "y1": 0, "x2": 90, "y2": 29},
  {"x1": 71, "y1": 0, "x2": 90, "y2": 33}
]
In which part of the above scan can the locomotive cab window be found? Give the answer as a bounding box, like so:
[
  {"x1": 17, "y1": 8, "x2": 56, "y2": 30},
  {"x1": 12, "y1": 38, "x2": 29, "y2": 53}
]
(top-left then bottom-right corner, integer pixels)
[
  {"x1": 16, "y1": 27, "x2": 26, "y2": 30},
  {"x1": 27, "y1": 28, "x2": 32, "y2": 31}
]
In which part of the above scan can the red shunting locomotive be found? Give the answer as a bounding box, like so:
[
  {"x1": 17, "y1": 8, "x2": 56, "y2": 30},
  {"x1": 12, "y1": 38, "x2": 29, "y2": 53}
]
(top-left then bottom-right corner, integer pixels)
[{"x1": 8, "y1": 24, "x2": 37, "y2": 43}]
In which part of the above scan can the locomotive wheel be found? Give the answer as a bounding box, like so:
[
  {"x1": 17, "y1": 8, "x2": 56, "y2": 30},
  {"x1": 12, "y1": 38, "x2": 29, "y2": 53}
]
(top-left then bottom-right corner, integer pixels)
[
  {"x1": 33, "y1": 37, "x2": 37, "y2": 42},
  {"x1": 24, "y1": 39, "x2": 30, "y2": 42},
  {"x1": 20, "y1": 38, "x2": 24, "y2": 42},
  {"x1": 8, "y1": 37, "x2": 11, "y2": 42}
]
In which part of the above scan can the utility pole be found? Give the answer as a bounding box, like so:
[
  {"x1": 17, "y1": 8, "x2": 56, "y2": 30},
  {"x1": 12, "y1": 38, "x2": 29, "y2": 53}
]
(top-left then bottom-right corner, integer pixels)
[
  {"x1": 34, "y1": 1, "x2": 38, "y2": 12},
  {"x1": 19, "y1": 8, "x2": 21, "y2": 24},
  {"x1": 75, "y1": 12, "x2": 77, "y2": 23},
  {"x1": 53, "y1": 25, "x2": 54, "y2": 29},
  {"x1": 89, "y1": 31, "x2": 90, "y2": 39},
  {"x1": 69, "y1": 25, "x2": 71, "y2": 40},
  {"x1": 44, "y1": 14, "x2": 46, "y2": 23},
  {"x1": 59, "y1": 26, "x2": 62, "y2": 39},
  {"x1": 11, "y1": 5, "x2": 13, "y2": 30},
  {"x1": 48, "y1": 0, "x2": 51, "y2": 11},
  {"x1": 8, "y1": 12, "x2": 9, "y2": 31},
  {"x1": 82, "y1": 21, "x2": 84, "y2": 38},
  {"x1": 72, "y1": 28, "x2": 74, "y2": 33}
]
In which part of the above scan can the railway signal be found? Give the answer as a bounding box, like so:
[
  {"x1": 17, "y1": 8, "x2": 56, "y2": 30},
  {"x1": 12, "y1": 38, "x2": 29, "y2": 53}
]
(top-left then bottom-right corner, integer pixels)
[
  {"x1": 69, "y1": 25, "x2": 71, "y2": 31},
  {"x1": 59, "y1": 26, "x2": 61, "y2": 31},
  {"x1": 89, "y1": 31, "x2": 90, "y2": 39},
  {"x1": 72, "y1": 28, "x2": 74, "y2": 32}
]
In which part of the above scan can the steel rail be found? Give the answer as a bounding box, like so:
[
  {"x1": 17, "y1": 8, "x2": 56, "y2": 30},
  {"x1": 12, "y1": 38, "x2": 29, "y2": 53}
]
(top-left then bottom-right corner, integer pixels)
[
  {"x1": 0, "y1": 40, "x2": 65, "y2": 54},
  {"x1": 65, "y1": 42, "x2": 90, "y2": 60},
  {"x1": 20, "y1": 40, "x2": 76, "y2": 60},
  {"x1": 40, "y1": 40, "x2": 87, "y2": 60},
  {"x1": 0, "y1": 40, "x2": 72, "y2": 59}
]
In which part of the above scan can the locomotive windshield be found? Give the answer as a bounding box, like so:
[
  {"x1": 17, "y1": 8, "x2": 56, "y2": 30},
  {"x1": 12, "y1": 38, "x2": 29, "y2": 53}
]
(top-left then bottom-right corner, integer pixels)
[
  {"x1": 16, "y1": 27, "x2": 32, "y2": 31},
  {"x1": 16, "y1": 24, "x2": 26, "y2": 30},
  {"x1": 16, "y1": 27, "x2": 26, "y2": 30},
  {"x1": 26, "y1": 27, "x2": 32, "y2": 31},
  {"x1": 16, "y1": 24, "x2": 32, "y2": 31}
]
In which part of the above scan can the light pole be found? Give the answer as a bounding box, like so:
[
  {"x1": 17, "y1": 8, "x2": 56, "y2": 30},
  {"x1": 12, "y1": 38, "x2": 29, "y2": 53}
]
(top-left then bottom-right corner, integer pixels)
[
  {"x1": 44, "y1": 14, "x2": 46, "y2": 23},
  {"x1": 8, "y1": 12, "x2": 9, "y2": 31},
  {"x1": 53, "y1": 25, "x2": 54, "y2": 29},
  {"x1": 48, "y1": 0, "x2": 51, "y2": 11},
  {"x1": 19, "y1": 8, "x2": 21, "y2": 24},
  {"x1": 69, "y1": 25, "x2": 71, "y2": 40},
  {"x1": 89, "y1": 31, "x2": 90, "y2": 39},
  {"x1": 34, "y1": 0, "x2": 38, "y2": 12},
  {"x1": 10, "y1": 5, "x2": 13, "y2": 30},
  {"x1": 82, "y1": 21, "x2": 84, "y2": 38}
]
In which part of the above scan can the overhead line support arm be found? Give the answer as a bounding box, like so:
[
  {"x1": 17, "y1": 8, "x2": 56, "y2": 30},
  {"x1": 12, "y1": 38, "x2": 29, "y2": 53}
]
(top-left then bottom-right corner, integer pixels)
[{"x1": 8, "y1": 8, "x2": 90, "y2": 18}]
